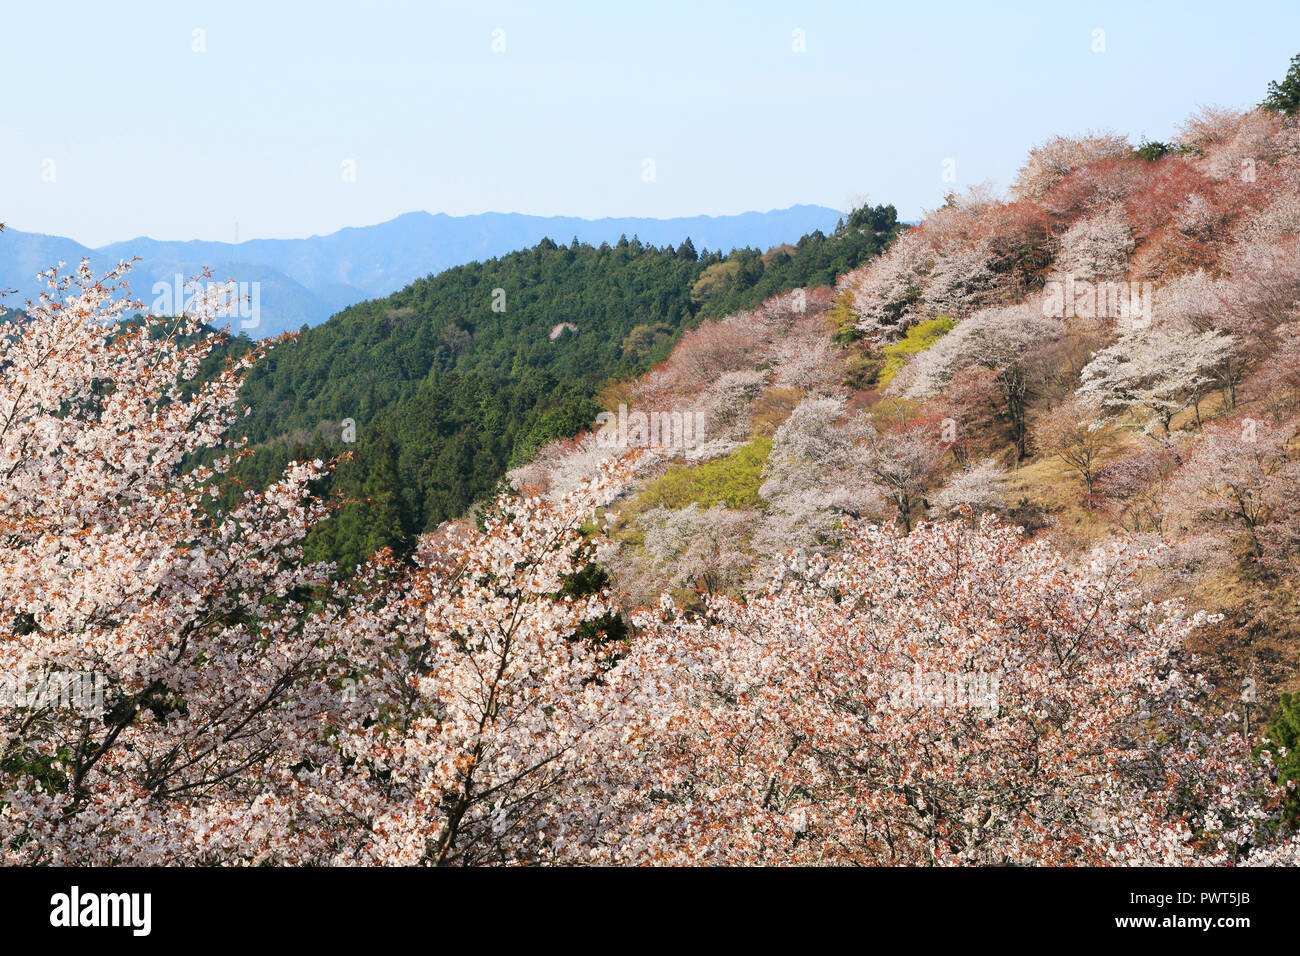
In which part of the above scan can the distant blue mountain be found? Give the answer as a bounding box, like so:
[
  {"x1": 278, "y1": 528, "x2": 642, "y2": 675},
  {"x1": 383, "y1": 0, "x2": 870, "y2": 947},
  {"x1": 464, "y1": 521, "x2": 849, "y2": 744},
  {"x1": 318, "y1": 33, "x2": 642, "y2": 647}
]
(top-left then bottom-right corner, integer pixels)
[{"x1": 1, "y1": 206, "x2": 843, "y2": 337}]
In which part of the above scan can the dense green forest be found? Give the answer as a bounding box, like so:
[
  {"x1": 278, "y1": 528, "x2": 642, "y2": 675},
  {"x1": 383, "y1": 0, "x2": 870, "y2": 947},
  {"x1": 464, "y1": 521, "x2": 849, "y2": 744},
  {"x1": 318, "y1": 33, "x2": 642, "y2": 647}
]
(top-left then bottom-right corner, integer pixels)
[{"x1": 207, "y1": 206, "x2": 902, "y2": 569}]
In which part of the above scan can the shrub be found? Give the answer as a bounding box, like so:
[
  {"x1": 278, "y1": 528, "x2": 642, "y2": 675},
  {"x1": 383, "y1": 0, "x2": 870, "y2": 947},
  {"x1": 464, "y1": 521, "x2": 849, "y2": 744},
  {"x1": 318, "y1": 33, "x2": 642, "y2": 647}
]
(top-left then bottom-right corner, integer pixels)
[
  {"x1": 876, "y1": 315, "x2": 955, "y2": 389},
  {"x1": 637, "y1": 437, "x2": 772, "y2": 510},
  {"x1": 1262, "y1": 692, "x2": 1300, "y2": 827}
]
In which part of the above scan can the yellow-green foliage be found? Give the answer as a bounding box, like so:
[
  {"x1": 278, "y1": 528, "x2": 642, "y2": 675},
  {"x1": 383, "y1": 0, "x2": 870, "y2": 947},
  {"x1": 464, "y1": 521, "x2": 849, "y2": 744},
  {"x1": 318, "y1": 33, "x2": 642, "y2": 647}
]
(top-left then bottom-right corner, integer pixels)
[
  {"x1": 827, "y1": 290, "x2": 859, "y2": 343},
  {"x1": 876, "y1": 315, "x2": 955, "y2": 388},
  {"x1": 843, "y1": 352, "x2": 883, "y2": 391},
  {"x1": 690, "y1": 260, "x2": 741, "y2": 305},
  {"x1": 637, "y1": 437, "x2": 772, "y2": 510}
]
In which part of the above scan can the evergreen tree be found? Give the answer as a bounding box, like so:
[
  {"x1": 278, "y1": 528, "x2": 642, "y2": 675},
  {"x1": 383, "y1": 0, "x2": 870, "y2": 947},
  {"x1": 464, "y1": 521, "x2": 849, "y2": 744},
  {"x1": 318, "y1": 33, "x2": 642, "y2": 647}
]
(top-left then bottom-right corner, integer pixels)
[{"x1": 1263, "y1": 53, "x2": 1300, "y2": 114}]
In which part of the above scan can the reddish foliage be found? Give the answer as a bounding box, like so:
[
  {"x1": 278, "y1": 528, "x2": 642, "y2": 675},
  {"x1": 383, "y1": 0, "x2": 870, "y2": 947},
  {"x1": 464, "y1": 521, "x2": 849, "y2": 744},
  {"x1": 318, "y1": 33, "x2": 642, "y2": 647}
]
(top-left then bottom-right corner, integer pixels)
[{"x1": 1039, "y1": 157, "x2": 1153, "y2": 221}]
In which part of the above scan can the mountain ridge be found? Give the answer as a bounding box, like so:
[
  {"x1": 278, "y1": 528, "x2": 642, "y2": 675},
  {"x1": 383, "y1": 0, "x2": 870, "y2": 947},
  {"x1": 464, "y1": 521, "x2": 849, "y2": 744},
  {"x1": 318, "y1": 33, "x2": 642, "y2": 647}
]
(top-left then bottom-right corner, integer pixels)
[{"x1": 1, "y1": 205, "x2": 844, "y2": 336}]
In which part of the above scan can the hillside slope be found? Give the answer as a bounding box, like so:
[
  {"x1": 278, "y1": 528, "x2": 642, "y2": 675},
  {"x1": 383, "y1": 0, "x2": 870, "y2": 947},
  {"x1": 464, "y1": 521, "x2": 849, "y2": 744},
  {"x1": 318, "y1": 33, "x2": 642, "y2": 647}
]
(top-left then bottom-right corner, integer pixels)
[
  {"x1": 216, "y1": 207, "x2": 901, "y2": 569},
  {"x1": 515, "y1": 106, "x2": 1300, "y2": 742}
]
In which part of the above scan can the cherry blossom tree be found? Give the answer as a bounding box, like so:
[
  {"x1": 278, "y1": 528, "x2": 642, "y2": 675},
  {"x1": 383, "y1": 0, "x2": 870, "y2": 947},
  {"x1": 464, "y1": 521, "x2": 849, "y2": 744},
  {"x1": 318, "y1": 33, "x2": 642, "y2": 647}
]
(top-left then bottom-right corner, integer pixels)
[
  {"x1": 858, "y1": 417, "x2": 949, "y2": 532},
  {"x1": 1222, "y1": 239, "x2": 1300, "y2": 330},
  {"x1": 1199, "y1": 110, "x2": 1287, "y2": 182},
  {"x1": 756, "y1": 396, "x2": 882, "y2": 550},
  {"x1": 1095, "y1": 442, "x2": 1182, "y2": 534},
  {"x1": 842, "y1": 193, "x2": 1053, "y2": 338},
  {"x1": 1077, "y1": 329, "x2": 1236, "y2": 434},
  {"x1": 692, "y1": 369, "x2": 767, "y2": 442},
  {"x1": 1175, "y1": 106, "x2": 1248, "y2": 153},
  {"x1": 930, "y1": 458, "x2": 1008, "y2": 518},
  {"x1": 1038, "y1": 156, "x2": 1152, "y2": 222},
  {"x1": 1036, "y1": 395, "x2": 1122, "y2": 497},
  {"x1": 1009, "y1": 131, "x2": 1133, "y2": 201},
  {"x1": 508, "y1": 431, "x2": 629, "y2": 503},
  {"x1": 898, "y1": 304, "x2": 1064, "y2": 458},
  {"x1": 932, "y1": 366, "x2": 1002, "y2": 464},
  {"x1": 300, "y1": 463, "x2": 634, "y2": 866},
  {"x1": 1246, "y1": 321, "x2": 1300, "y2": 420},
  {"x1": 0, "y1": 260, "x2": 340, "y2": 863},
  {"x1": 1164, "y1": 415, "x2": 1300, "y2": 571},
  {"x1": 1238, "y1": 188, "x2": 1300, "y2": 246},
  {"x1": 841, "y1": 230, "x2": 929, "y2": 336},
  {"x1": 1173, "y1": 192, "x2": 1227, "y2": 241},
  {"x1": 0, "y1": 256, "x2": 636, "y2": 866},
  {"x1": 562, "y1": 517, "x2": 1283, "y2": 865},
  {"x1": 647, "y1": 311, "x2": 764, "y2": 393},
  {"x1": 630, "y1": 503, "x2": 754, "y2": 599},
  {"x1": 1155, "y1": 241, "x2": 1300, "y2": 409},
  {"x1": 771, "y1": 325, "x2": 844, "y2": 394},
  {"x1": 1056, "y1": 207, "x2": 1134, "y2": 280}
]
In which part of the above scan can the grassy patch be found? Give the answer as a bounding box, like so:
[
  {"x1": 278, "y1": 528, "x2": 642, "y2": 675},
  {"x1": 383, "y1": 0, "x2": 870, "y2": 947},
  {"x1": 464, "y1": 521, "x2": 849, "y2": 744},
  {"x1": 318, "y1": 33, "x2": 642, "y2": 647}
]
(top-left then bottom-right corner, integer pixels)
[
  {"x1": 635, "y1": 437, "x2": 772, "y2": 510},
  {"x1": 876, "y1": 315, "x2": 955, "y2": 389},
  {"x1": 749, "y1": 388, "x2": 804, "y2": 438}
]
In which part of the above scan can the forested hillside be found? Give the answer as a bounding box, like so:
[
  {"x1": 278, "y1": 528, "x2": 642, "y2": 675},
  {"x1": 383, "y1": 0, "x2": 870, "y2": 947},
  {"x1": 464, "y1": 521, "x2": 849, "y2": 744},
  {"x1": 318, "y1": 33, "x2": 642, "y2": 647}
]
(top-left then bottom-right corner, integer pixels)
[{"x1": 213, "y1": 209, "x2": 900, "y2": 568}]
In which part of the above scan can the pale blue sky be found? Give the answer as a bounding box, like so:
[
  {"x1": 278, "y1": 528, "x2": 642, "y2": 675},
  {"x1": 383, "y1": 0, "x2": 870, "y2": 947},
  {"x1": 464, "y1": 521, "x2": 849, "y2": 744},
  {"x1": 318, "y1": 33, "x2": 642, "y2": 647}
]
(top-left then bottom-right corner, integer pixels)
[{"x1": 2, "y1": 0, "x2": 1297, "y2": 246}]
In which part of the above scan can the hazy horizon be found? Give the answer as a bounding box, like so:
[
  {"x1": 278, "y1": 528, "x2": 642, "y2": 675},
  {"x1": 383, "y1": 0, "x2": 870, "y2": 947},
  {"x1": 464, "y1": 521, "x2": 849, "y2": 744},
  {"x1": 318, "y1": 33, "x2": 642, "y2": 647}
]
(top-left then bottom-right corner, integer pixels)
[
  {"x1": 3, "y1": 203, "x2": 847, "y2": 248},
  {"x1": 4, "y1": 0, "x2": 1298, "y2": 246}
]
